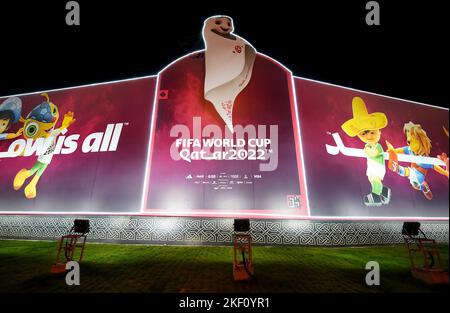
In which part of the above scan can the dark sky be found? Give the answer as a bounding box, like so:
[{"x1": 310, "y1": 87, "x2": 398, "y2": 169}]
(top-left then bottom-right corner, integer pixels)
[{"x1": 0, "y1": 0, "x2": 448, "y2": 107}]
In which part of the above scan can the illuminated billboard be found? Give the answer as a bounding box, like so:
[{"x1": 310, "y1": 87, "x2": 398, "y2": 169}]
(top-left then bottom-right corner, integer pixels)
[
  {"x1": 0, "y1": 78, "x2": 156, "y2": 213},
  {"x1": 296, "y1": 78, "x2": 449, "y2": 219},
  {"x1": 0, "y1": 15, "x2": 448, "y2": 219}
]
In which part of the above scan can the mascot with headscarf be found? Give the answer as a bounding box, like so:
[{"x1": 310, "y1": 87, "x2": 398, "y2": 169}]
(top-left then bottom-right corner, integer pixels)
[{"x1": 202, "y1": 16, "x2": 256, "y2": 132}]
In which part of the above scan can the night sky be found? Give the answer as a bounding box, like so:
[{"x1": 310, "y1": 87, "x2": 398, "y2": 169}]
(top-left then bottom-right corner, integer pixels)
[{"x1": 0, "y1": 0, "x2": 448, "y2": 107}]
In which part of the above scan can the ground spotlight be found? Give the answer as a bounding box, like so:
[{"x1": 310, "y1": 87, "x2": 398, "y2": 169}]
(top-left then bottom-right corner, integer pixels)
[
  {"x1": 50, "y1": 219, "x2": 90, "y2": 274},
  {"x1": 402, "y1": 221, "x2": 448, "y2": 284},
  {"x1": 232, "y1": 219, "x2": 254, "y2": 281}
]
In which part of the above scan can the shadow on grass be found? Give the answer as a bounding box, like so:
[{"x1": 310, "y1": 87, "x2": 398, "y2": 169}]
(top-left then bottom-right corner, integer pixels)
[{"x1": 1, "y1": 241, "x2": 448, "y2": 293}]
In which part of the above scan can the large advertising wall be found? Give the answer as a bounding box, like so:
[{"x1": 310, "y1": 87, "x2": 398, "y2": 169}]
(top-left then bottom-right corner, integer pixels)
[
  {"x1": 0, "y1": 78, "x2": 155, "y2": 212},
  {"x1": 296, "y1": 78, "x2": 449, "y2": 218},
  {"x1": 143, "y1": 53, "x2": 308, "y2": 218},
  {"x1": 0, "y1": 16, "x2": 448, "y2": 219}
]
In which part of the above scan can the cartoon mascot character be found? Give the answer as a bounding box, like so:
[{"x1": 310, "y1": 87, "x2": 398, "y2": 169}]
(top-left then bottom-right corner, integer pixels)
[
  {"x1": 13, "y1": 93, "x2": 75, "y2": 199},
  {"x1": 386, "y1": 122, "x2": 449, "y2": 200},
  {"x1": 341, "y1": 97, "x2": 391, "y2": 206}
]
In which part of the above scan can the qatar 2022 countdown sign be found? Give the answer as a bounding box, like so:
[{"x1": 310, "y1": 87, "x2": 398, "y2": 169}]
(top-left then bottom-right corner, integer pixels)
[{"x1": 0, "y1": 16, "x2": 448, "y2": 220}]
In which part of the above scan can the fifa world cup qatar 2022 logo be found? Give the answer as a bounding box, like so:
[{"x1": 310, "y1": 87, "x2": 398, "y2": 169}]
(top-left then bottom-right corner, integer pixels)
[{"x1": 169, "y1": 117, "x2": 279, "y2": 172}]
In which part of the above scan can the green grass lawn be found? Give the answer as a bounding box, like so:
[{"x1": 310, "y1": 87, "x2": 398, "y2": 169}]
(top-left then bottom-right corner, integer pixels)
[{"x1": 0, "y1": 239, "x2": 448, "y2": 293}]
